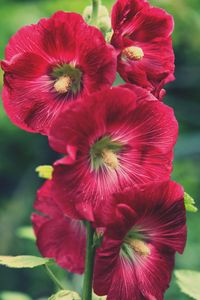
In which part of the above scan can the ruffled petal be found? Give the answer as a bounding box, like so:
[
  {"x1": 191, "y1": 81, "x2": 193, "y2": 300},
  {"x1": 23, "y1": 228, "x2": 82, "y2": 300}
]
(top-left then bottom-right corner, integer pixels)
[
  {"x1": 117, "y1": 38, "x2": 175, "y2": 91},
  {"x1": 49, "y1": 87, "x2": 137, "y2": 153},
  {"x1": 94, "y1": 236, "x2": 175, "y2": 300},
  {"x1": 103, "y1": 181, "x2": 187, "y2": 253},
  {"x1": 124, "y1": 7, "x2": 174, "y2": 42},
  {"x1": 32, "y1": 180, "x2": 86, "y2": 274},
  {"x1": 5, "y1": 12, "x2": 84, "y2": 62},
  {"x1": 111, "y1": 0, "x2": 150, "y2": 31}
]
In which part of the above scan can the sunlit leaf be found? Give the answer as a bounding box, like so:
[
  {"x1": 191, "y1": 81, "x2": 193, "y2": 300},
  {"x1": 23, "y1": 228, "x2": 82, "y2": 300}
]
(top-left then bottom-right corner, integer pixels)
[
  {"x1": 184, "y1": 192, "x2": 198, "y2": 212},
  {"x1": 48, "y1": 290, "x2": 81, "y2": 300},
  {"x1": 16, "y1": 226, "x2": 36, "y2": 241},
  {"x1": 0, "y1": 291, "x2": 32, "y2": 300},
  {"x1": 92, "y1": 293, "x2": 107, "y2": 300},
  {"x1": 175, "y1": 270, "x2": 200, "y2": 300},
  {"x1": 0, "y1": 255, "x2": 50, "y2": 268},
  {"x1": 35, "y1": 165, "x2": 53, "y2": 180}
]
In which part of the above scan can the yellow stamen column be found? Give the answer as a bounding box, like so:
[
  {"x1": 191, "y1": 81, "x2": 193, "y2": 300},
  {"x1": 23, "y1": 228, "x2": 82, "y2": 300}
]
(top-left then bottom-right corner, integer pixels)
[
  {"x1": 122, "y1": 46, "x2": 144, "y2": 61},
  {"x1": 54, "y1": 76, "x2": 72, "y2": 94}
]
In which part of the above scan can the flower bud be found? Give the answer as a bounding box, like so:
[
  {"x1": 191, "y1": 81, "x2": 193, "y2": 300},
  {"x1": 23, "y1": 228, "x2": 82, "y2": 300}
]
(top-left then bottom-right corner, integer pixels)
[{"x1": 83, "y1": 5, "x2": 111, "y2": 34}]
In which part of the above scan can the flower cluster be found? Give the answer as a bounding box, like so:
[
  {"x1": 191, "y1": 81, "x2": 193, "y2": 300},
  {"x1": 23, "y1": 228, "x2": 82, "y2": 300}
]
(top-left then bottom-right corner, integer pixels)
[{"x1": 1, "y1": 0, "x2": 187, "y2": 299}]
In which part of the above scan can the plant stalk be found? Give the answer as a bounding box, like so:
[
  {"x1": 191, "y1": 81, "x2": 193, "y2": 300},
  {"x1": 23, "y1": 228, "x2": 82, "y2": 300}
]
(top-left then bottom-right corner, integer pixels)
[
  {"x1": 91, "y1": 0, "x2": 101, "y2": 25},
  {"x1": 82, "y1": 222, "x2": 96, "y2": 300},
  {"x1": 44, "y1": 264, "x2": 64, "y2": 291}
]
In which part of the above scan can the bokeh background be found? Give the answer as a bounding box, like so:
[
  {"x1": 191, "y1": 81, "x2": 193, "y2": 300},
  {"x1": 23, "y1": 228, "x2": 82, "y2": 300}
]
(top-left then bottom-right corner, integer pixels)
[{"x1": 0, "y1": 0, "x2": 200, "y2": 299}]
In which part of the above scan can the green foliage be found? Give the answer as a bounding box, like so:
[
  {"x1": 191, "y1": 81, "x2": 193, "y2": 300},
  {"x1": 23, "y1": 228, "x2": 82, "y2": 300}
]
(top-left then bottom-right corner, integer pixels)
[
  {"x1": 0, "y1": 256, "x2": 51, "y2": 268},
  {"x1": 92, "y1": 293, "x2": 106, "y2": 300},
  {"x1": 16, "y1": 226, "x2": 36, "y2": 241},
  {"x1": 0, "y1": 291, "x2": 32, "y2": 300},
  {"x1": 184, "y1": 192, "x2": 198, "y2": 213},
  {"x1": 48, "y1": 290, "x2": 81, "y2": 300},
  {"x1": 175, "y1": 270, "x2": 200, "y2": 300}
]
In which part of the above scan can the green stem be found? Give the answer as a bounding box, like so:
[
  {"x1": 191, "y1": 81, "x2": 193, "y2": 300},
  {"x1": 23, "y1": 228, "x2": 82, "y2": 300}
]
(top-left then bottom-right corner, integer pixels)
[
  {"x1": 91, "y1": 0, "x2": 100, "y2": 25},
  {"x1": 82, "y1": 222, "x2": 96, "y2": 300},
  {"x1": 44, "y1": 264, "x2": 64, "y2": 291}
]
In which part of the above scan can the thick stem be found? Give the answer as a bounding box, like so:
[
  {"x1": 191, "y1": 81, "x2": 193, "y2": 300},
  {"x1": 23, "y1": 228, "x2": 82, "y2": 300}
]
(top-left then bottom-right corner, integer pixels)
[
  {"x1": 91, "y1": 0, "x2": 101, "y2": 25},
  {"x1": 82, "y1": 222, "x2": 96, "y2": 300}
]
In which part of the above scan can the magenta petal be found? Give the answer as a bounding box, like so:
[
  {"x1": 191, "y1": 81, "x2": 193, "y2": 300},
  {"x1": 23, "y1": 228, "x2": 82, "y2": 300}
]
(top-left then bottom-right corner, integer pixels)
[
  {"x1": 94, "y1": 237, "x2": 175, "y2": 300},
  {"x1": 34, "y1": 217, "x2": 86, "y2": 274},
  {"x1": 2, "y1": 12, "x2": 116, "y2": 134},
  {"x1": 32, "y1": 180, "x2": 86, "y2": 274},
  {"x1": 49, "y1": 88, "x2": 178, "y2": 221},
  {"x1": 94, "y1": 181, "x2": 186, "y2": 300}
]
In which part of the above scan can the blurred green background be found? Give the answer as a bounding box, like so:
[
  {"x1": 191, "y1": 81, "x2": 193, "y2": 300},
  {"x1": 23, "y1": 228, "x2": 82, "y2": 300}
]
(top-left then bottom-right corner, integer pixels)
[{"x1": 0, "y1": 0, "x2": 200, "y2": 299}]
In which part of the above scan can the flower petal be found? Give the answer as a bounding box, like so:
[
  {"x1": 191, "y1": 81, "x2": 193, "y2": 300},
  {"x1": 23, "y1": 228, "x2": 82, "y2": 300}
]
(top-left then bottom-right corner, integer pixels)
[{"x1": 32, "y1": 180, "x2": 86, "y2": 274}]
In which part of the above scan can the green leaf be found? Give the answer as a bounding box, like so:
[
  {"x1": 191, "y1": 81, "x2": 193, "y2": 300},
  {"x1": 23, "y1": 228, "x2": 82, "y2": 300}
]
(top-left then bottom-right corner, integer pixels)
[
  {"x1": 16, "y1": 226, "x2": 36, "y2": 241},
  {"x1": 184, "y1": 192, "x2": 198, "y2": 212},
  {"x1": 35, "y1": 165, "x2": 53, "y2": 180},
  {"x1": 0, "y1": 291, "x2": 32, "y2": 300},
  {"x1": 175, "y1": 270, "x2": 200, "y2": 300},
  {"x1": 0, "y1": 255, "x2": 51, "y2": 268},
  {"x1": 48, "y1": 290, "x2": 81, "y2": 300},
  {"x1": 92, "y1": 293, "x2": 106, "y2": 300}
]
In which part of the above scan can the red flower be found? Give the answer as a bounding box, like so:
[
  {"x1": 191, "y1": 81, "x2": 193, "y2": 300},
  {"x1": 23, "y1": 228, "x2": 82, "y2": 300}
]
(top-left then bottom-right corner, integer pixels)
[
  {"x1": 111, "y1": 0, "x2": 175, "y2": 98},
  {"x1": 32, "y1": 180, "x2": 86, "y2": 274},
  {"x1": 1, "y1": 11, "x2": 116, "y2": 134},
  {"x1": 93, "y1": 181, "x2": 187, "y2": 300},
  {"x1": 48, "y1": 87, "x2": 178, "y2": 221}
]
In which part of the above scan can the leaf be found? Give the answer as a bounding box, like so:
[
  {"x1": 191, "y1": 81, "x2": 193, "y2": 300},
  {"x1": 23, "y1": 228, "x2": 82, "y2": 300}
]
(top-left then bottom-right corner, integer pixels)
[
  {"x1": 175, "y1": 270, "x2": 200, "y2": 300},
  {"x1": 35, "y1": 165, "x2": 53, "y2": 180},
  {"x1": 48, "y1": 290, "x2": 81, "y2": 300},
  {"x1": 92, "y1": 293, "x2": 107, "y2": 300},
  {"x1": 0, "y1": 291, "x2": 32, "y2": 300},
  {"x1": 184, "y1": 192, "x2": 198, "y2": 213},
  {"x1": 0, "y1": 255, "x2": 50, "y2": 268},
  {"x1": 16, "y1": 226, "x2": 36, "y2": 241}
]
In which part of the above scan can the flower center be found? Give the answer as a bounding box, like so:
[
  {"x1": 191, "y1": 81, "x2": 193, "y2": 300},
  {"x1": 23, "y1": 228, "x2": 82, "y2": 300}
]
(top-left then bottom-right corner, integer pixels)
[
  {"x1": 54, "y1": 76, "x2": 72, "y2": 94},
  {"x1": 122, "y1": 46, "x2": 144, "y2": 61},
  {"x1": 90, "y1": 136, "x2": 123, "y2": 171},
  {"x1": 125, "y1": 238, "x2": 151, "y2": 257},
  {"x1": 52, "y1": 64, "x2": 82, "y2": 96}
]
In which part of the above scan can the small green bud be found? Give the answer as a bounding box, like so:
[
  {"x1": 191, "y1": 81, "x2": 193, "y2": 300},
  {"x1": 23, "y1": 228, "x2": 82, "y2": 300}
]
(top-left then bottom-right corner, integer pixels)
[
  {"x1": 98, "y1": 16, "x2": 111, "y2": 34},
  {"x1": 83, "y1": 5, "x2": 111, "y2": 34},
  {"x1": 35, "y1": 165, "x2": 53, "y2": 180},
  {"x1": 184, "y1": 192, "x2": 198, "y2": 213}
]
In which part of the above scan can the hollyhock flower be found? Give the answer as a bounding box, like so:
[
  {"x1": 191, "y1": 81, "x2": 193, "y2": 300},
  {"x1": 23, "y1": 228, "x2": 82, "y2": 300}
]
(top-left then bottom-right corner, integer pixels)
[
  {"x1": 93, "y1": 181, "x2": 187, "y2": 300},
  {"x1": 111, "y1": 0, "x2": 175, "y2": 98},
  {"x1": 1, "y1": 11, "x2": 116, "y2": 134},
  {"x1": 32, "y1": 180, "x2": 86, "y2": 274},
  {"x1": 48, "y1": 87, "x2": 178, "y2": 221}
]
